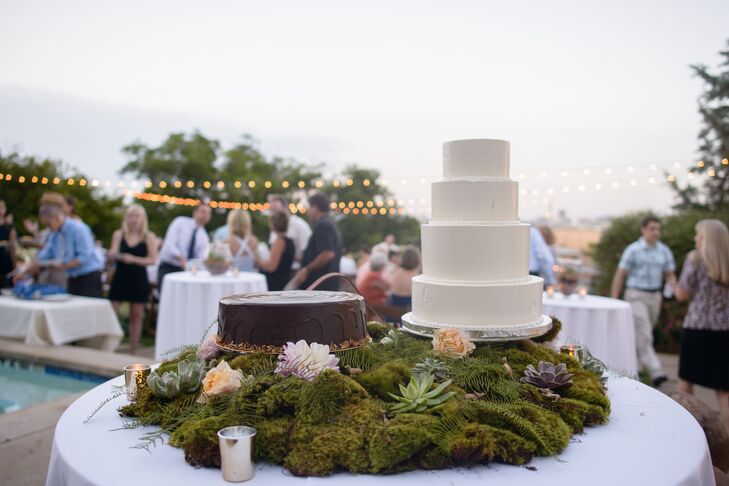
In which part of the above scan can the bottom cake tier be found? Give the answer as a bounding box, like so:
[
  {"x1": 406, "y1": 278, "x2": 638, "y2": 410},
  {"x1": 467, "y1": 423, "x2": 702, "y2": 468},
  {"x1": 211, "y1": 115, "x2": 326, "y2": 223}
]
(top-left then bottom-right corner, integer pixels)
[{"x1": 410, "y1": 275, "x2": 544, "y2": 329}]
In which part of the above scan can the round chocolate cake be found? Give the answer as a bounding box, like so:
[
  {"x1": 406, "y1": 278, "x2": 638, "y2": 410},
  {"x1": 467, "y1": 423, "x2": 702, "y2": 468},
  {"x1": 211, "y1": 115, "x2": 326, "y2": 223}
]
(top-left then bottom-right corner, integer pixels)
[{"x1": 217, "y1": 290, "x2": 368, "y2": 352}]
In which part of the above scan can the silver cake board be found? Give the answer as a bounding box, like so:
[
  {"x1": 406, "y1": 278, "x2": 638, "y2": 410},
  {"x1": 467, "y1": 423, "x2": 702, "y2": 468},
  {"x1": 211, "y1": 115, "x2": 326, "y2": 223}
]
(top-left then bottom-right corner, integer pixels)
[{"x1": 400, "y1": 312, "x2": 552, "y2": 342}]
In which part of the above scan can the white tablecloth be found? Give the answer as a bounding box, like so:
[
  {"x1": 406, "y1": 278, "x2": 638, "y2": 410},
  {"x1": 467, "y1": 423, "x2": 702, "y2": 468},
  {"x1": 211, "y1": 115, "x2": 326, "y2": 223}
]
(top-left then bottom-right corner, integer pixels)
[
  {"x1": 154, "y1": 271, "x2": 268, "y2": 360},
  {"x1": 46, "y1": 375, "x2": 715, "y2": 486},
  {"x1": 0, "y1": 295, "x2": 123, "y2": 351},
  {"x1": 543, "y1": 293, "x2": 638, "y2": 377}
]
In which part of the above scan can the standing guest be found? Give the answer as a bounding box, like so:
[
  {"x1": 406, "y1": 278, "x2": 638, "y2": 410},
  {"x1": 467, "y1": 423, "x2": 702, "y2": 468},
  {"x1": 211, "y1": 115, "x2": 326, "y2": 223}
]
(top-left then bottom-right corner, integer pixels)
[
  {"x1": 373, "y1": 234, "x2": 399, "y2": 256},
  {"x1": 611, "y1": 215, "x2": 676, "y2": 387},
  {"x1": 213, "y1": 222, "x2": 229, "y2": 242},
  {"x1": 293, "y1": 193, "x2": 342, "y2": 291},
  {"x1": 107, "y1": 204, "x2": 158, "y2": 355},
  {"x1": 255, "y1": 210, "x2": 295, "y2": 291},
  {"x1": 539, "y1": 225, "x2": 559, "y2": 264},
  {"x1": 529, "y1": 226, "x2": 555, "y2": 286},
  {"x1": 226, "y1": 209, "x2": 259, "y2": 272},
  {"x1": 675, "y1": 219, "x2": 729, "y2": 430},
  {"x1": 157, "y1": 204, "x2": 211, "y2": 288},
  {"x1": 0, "y1": 200, "x2": 17, "y2": 288},
  {"x1": 359, "y1": 253, "x2": 390, "y2": 305},
  {"x1": 267, "y1": 194, "x2": 312, "y2": 265},
  {"x1": 389, "y1": 246, "x2": 421, "y2": 309},
  {"x1": 384, "y1": 249, "x2": 401, "y2": 283},
  {"x1": 355, "y1": 245, "x2": 372, "y2": 288},
  {"x1": 14, "y1": 193, "x2": 103, "y2": 297}
]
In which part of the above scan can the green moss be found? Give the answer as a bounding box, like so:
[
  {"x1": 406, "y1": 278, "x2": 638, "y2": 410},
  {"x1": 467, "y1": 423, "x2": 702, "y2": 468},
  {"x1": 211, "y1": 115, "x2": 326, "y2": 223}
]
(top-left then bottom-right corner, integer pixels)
[
  {"x1": 354, "y1": 361, "x2": 411, "y2": 400},
  {"x1": 227, "y1": 353, "x2": 276, "y2": 375},
  {"x1": 256, "y1": 417, "x2": 293, "y2": 463},
  {"x1": 471, "y1": 401, "x2": 571, "y2": 456},
  {"x1": 368, "y1": 413, "x2": 440, "y2": 473},
  {"x1": 256, "y1": 377, "x2": 308, "y2": 417},
  {"x1": 521, "y1": 386, "x2": 608, "y2": 432},
  {"x1": 170, "y1": 415, "x2": 233, "y2": 467},
  {"x1": 297, "y1": 370, "x2": 368, "y2": 424},
  {"x1": 366, "y1": 321, "x2": 393, "y2": 340},
  {"x1": 530, "y1": 317, "x2": 562, "y2": 344},
  {"x1": 447, "y1": 358, "x2": 521, "y2": 402},
  {"x1": 446, "y1": 423, "x2": 535, "y2": 465},
  {"x1": 336, "y1": 345, "x2": 377, "y2": 372}
]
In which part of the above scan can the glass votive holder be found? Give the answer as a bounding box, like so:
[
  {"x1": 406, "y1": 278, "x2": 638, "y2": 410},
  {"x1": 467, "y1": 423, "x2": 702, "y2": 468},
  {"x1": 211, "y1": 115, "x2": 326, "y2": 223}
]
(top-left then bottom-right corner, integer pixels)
[
  {"x1": 560, "y1": 344, "x2": 585, "y2": 364},
  {"x1": 124, "y1": 363, "x2": 151, "y2": 401},
  {"x1": 190, "y1": 264, "x2": 198, "y2": 275},
  {"x1": 218, "y1": 426, "x2": 256, "y2": 482},
  {"x1": 232, "y1": 266, "x2": 240, "y2": 277},
  {"x1": 546, "y1": 285, "x2": 555, "y2": 298},
  {"x1": 578, "y1": 287, "x2": 588, "y2": 299}
]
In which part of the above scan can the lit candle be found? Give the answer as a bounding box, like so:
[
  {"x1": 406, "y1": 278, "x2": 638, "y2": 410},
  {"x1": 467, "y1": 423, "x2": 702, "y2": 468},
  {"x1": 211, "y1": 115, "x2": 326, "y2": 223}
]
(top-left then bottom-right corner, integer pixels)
[
  {"x1": 124, "y1": 364, "x2": 151, "y2": 401},
  {"x1": 578, "y1": 287, "x2": 588, "y2": 299},
  {"x1": 560, "y1": 344, "x2": 585, "y2": 363},
  {"x1": 546, "y1": 285, "x2": 555, "y2": 298},
  {"x1": 190, "y1": 264, "x2": 198, "y2": 276},
  {"x1": 232, "y1": 266, "x2": 240, "y2": 277}
]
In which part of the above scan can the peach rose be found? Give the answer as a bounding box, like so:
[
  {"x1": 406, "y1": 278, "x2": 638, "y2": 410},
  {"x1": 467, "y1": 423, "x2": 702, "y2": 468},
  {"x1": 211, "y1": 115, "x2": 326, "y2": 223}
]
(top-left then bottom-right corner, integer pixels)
[
  {"x1": 201, "y1": 361, "x2": 244, "y2": 398},
  {"x1": 432, "y1": 329, "x2": 475, "y2": 358}
]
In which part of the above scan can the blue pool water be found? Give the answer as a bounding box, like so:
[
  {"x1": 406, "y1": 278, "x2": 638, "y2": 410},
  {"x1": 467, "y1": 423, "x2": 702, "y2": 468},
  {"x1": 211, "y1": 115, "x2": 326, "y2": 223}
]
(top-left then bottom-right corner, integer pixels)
[{"x1": 0, "y1": 358, "x2": 108, "y2": 414}]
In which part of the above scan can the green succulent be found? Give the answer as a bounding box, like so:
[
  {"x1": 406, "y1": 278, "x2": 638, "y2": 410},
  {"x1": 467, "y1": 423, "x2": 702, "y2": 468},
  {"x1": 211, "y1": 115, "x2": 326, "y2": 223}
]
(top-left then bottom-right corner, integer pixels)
[
  {"x1": 412, "y1": 358, "x2": 450, "y2": 381},
  {"x1": 582, "y1": 352, "x2": 609, "y2": 385},
  {"x1": 388, "y1": 373, "x2": 455, "y2": 414},
  {"x1": 147, "y1": 359, "x2": 206, "y2": 399},
  {"x1": 379, "y1": 330, "x2": 399, "y2": 345}
]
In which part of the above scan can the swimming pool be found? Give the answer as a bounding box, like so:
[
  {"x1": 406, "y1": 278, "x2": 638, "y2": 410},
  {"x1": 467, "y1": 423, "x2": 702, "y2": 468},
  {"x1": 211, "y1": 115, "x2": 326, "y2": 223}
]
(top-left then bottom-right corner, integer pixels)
[{"x1": 0, "y1": 358, "x2": 108, "y2": 414}]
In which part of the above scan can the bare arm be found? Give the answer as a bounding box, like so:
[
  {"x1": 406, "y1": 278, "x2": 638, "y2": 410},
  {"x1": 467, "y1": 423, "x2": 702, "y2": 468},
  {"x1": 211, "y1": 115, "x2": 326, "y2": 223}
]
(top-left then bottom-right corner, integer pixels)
[
  {"x1": 674, "y1": 285, "x2": 691, "y2": 302},
  {"x1": 610, "y1": 267, "x2": 627, "y2": 299},
  {"x1": 256, "y1": 237, "x2": 284, "y2": 273},
  {"x1": 665, "y1": 271, "x2": 677, "y2": 287},
  {"x1": 107, "y1": 230, "x2": 122, "y2": 264}
]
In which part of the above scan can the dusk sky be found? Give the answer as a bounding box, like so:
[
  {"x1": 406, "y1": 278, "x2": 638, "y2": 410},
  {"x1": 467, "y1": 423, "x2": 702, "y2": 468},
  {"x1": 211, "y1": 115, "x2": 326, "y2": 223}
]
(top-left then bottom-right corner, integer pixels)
[{"x1": 1, "y1": 0, "x2": 728, "y2": 220}]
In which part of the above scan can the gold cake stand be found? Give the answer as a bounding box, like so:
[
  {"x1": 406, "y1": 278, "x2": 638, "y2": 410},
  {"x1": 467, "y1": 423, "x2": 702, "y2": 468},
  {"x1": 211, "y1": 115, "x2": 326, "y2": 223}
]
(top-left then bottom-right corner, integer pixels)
[{"x1": 400, "y1": 312, "x2": 553, "y2": 342}]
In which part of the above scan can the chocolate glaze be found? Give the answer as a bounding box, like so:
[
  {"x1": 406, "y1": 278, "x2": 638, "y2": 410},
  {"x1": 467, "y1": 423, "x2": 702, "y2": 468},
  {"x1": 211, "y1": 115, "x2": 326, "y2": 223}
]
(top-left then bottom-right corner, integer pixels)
[{"x1": 218, "y1": 290, "x2": 367, "y2": 347}]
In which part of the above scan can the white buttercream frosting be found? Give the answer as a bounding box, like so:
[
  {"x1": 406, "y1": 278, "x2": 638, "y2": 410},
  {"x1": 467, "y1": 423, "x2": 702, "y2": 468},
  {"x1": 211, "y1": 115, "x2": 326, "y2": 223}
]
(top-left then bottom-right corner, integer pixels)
[{"x1": 411, "y1": 138, "x2": 544, "y2": 328}]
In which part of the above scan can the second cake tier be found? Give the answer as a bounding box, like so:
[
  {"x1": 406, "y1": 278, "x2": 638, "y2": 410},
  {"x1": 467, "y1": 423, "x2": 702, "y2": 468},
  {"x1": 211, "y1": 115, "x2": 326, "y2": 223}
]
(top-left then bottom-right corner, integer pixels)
[{"x1": 421, "y1": 222, "x2": 530, "y2": 281}]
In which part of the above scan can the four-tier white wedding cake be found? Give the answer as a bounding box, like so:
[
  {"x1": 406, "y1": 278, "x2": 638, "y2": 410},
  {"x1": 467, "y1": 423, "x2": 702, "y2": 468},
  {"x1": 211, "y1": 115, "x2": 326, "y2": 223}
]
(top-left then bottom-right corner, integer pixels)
[{"x1": 402, "y1": 139, "x2": 552, "y2": 340}]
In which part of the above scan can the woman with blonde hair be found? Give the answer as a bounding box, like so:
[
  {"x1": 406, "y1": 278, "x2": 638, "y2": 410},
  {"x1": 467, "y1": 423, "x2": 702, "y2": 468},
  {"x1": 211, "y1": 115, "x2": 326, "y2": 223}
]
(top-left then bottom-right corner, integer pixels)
[
  {"x1": 226, "y1": 209, "x2": 259, "y2": 272},
  {"x1": 675, "y1": 218, "x2": 729, "y2": 429},
  {"x1": 108, "y1": 204, "x2": 158, "y2": 355}
]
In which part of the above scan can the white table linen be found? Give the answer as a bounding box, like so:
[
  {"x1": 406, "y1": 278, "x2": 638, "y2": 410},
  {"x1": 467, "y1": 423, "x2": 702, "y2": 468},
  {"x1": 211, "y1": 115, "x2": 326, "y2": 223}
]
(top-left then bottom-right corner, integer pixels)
[
  {"x1": 46, "y1": 375, "x2": 715, "y2": 486},
  {"x1": 0, "y1": 295, "x2": 123, "y2": 351},
  {"x1": 543, "y1": 292, "x2": 638, "y2": 377},
  {"x1": 154, "y1": 271, "x2": 267, "y2": 360}
]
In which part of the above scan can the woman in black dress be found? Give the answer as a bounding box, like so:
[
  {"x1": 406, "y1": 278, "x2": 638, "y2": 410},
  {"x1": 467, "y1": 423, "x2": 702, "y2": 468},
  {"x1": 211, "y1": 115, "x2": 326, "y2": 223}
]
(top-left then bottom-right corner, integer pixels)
[
  {"x1": 0, "y1": 200, "x2": 17, "y2": 288},
  {"x1": 255, "y1": 210, "x2": 295, "y2": 291},
  {"x1": 108, "y1": 204, "x2": 158, "y2": 354}
]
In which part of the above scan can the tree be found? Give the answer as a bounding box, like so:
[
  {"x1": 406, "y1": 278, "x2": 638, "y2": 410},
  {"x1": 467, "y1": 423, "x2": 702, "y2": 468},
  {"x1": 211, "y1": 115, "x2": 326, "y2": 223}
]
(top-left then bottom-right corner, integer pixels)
[
  {"x1": 670, "y1": 39, "x2": 729, "y2": 211},
  {"x1": 120, "y1": 132, "x2": 322, "y2": 238},
  {"x1": 0, "y1": 152, "x2": 123, "y2": 244}
]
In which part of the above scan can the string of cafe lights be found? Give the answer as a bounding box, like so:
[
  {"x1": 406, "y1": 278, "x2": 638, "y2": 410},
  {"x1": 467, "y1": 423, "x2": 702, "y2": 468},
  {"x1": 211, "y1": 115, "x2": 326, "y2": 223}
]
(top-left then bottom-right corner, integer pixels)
[
  {"x1": 0, "y1": 158, "x2": 726, "y2": 192},
  {"x1": 0, "y1": 157, "x2": 726, "y2": 217}
]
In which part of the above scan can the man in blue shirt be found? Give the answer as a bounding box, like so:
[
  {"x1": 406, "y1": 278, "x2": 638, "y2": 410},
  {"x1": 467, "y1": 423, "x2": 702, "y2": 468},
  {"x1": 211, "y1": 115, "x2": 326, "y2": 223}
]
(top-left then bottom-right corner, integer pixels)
[
  {"x1": 15, "y1": 198, "x2": 103, "y2": 297},
  {"x1": 529, "y1": 226, "x2": 555, "y2": 286},
  {"x1": 611, "y1": 215, "x2": 676, "y2": 387}
]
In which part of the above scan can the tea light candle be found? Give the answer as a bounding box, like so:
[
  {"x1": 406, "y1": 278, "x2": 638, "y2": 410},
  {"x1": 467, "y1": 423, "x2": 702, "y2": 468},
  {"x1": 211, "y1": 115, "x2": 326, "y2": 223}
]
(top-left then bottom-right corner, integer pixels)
[
  {"x1": 578, "y1": 287, "x2": 588, "y2": 299},
  {"x1": 218, "y1": 426, "x2": 256, "y2": 482},
  {"x1": 560, "y1": 344, "x2": 585, "y2": 363},
  {"x1": 124, "y1": 363, "x2": 151, "y2": 401},
  {"x1": 546, "y1": 285, "x2": 555, "y2": 298},
  {"x1": 190, "y1": 264, "x2": 198, "y2": 275},
  {"x1": 232, "y1": 266, "x2": 240, "y2": 277}
]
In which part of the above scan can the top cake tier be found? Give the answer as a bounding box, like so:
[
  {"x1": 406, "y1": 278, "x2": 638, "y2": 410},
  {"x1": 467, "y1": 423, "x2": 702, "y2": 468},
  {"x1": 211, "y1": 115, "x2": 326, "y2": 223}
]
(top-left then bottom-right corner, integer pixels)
[{"x1": 443, "y1": 139, "x2": 510, "y2": 179}]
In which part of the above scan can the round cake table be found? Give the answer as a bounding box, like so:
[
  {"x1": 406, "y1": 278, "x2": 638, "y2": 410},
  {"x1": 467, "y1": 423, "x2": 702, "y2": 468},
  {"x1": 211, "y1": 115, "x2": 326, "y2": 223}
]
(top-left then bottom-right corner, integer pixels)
[
  {"x1": 543, "y1": 292, "x2": 638, "y2": 377},
  {"x1": 154, "y1": 271, "x2": 268, "y2": 360},
  {"x1": 46, "y1": 375, "x2": 714, "y2": 486}
]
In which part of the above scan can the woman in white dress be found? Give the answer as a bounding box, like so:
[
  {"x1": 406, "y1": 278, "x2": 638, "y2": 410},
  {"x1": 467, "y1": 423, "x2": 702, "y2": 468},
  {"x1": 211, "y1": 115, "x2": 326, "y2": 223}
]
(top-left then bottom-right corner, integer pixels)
[{"x1": 225, "y1": 209, "x2": 259, "y2": 272}]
